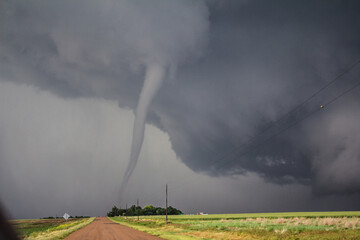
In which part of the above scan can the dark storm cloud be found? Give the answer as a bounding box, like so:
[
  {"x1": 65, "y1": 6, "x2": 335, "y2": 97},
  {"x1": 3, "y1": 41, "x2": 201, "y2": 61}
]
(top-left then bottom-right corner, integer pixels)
[
  {"x1": 146, "y1": 0, "x2": 360, "y2": 193},
  {"x1": 1, "y1": 0, "x2": 360, "y2": 197}
]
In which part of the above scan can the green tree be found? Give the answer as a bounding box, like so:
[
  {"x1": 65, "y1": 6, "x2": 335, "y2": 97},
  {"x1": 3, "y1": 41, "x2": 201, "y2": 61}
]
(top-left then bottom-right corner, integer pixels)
[
  {"x1": 126, "y1": 205, "x2": 136, "y2": 216},
  {"x1": 167, "y1": 206, "x2": 182, "y2": 215},
  {"x1": 143, "y1": 205, "x2": 156, "y2": 215},
  {"x1": 106, "y1": 204, "x2": 182, "y2": 216},
  {"x1": 156, "y1": 207, "x2": 166, "y2": 215},
  {"x1": 107, "y1": 205, "x2": 119, "y2": 217}
]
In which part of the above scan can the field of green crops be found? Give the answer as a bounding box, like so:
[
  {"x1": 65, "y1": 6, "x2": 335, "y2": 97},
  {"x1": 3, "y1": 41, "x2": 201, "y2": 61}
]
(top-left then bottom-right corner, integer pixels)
[
  {"x1": 109, "y1": 211, "x2": 360, "y2": 240},
  {"x1": 144, "y1": 211, "x2": 360, "y2": 220},
  {"x1": 11, "y1": 217, "x2": 94, "y2": 240}
]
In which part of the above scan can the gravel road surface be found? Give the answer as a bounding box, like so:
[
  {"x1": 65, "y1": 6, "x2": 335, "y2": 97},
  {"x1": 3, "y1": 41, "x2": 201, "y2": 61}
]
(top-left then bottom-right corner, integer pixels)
[{"x1": 65, "y1": 217, "x2": 162, "y2": 240}]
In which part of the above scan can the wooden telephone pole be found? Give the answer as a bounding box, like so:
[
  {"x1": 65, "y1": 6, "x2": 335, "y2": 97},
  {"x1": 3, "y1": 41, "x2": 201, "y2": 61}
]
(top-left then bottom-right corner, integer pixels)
[
  {"x1": 166, "y1": 184, "x2": 168, "y2": 223},
  {"x1": 137, "y1": 199, "x2": 139, "y2": 221}
]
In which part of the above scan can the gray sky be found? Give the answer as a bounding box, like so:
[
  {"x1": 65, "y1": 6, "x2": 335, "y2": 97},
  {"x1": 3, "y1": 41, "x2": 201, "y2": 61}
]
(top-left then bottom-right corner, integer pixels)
[{"x1": 1, "y1": 0, "x2": 360, "y2": 218}]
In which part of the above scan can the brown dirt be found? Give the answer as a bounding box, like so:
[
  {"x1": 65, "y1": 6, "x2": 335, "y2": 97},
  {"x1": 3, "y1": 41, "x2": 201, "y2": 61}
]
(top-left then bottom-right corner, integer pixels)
[{"x1": 64, "y1": 217, "x2": 162, "y2": 240}]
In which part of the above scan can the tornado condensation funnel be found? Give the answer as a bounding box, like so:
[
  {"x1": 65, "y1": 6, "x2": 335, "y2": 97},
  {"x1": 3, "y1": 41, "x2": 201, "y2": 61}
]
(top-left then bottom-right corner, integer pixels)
[{"x1": 119, "y1": 63, "x2": 165, "y2": 199}]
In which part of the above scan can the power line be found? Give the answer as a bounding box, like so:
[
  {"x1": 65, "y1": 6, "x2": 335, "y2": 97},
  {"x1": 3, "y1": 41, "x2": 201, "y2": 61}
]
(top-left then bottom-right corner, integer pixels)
[
  {"x1": 259, "y1": 58, "x2": 360, "y2": 134},
  {"x1": 166, "y1": 184, "x2": 168, "y2": 224},
  {"x1": 207, "y1": 58, "x2": 360, "y2": 166},
  {"x1": 220, "y1": 79, "x2": 360, "y2": 165},
  {"x1": 323, "y1": 80, "x2": 360, "y2": 107}
]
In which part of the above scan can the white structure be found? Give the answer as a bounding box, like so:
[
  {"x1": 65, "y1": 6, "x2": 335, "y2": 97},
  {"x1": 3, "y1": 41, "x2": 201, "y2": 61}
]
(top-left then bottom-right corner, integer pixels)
[{"x1": 63, "y1": 213, "x2": 70, "y2": 221}]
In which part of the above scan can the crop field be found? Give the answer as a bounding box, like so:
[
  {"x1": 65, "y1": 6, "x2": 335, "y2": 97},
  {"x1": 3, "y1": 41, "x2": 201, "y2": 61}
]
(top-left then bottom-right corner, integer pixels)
[
  {"x1": 10, "y1": 217, "x2": 95, "y2": 240},
  {"x1": 109, "y1": 211, "x2": 360, "y2": 240}
]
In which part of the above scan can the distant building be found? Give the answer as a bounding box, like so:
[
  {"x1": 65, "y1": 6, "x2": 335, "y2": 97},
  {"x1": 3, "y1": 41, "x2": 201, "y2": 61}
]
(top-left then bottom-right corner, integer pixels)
[{"x1": 197, "y1": 212, "x2": 208, "y2": 215}]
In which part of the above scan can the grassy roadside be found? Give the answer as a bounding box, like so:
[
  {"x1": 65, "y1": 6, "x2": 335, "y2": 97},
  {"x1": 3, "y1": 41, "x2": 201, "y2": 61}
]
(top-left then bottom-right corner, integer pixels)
[
  {"x1": 11, "y1": 217, "x2": 95, "y2": 240},
  {"x1": 142, "y1": 211, "x2": 360, "y2": 220},
  {"x1": 109, "y1": 217, "x2": 196, "y2": 240},
  {"x1": 109, "y1": 212, "x2": 360, "y2": 240}
]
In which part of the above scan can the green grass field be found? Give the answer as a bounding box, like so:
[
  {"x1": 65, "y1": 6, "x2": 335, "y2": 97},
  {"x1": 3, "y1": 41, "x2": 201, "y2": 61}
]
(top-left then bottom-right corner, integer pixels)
[
  {"x1": 11, "y1": 217, "x2": 95, "y2": 240},
  {"x1": 143, "y1": 211, "x2": 360, "y2": 220},
  {"x1": 109, "y1": 211, "x2": 360, "y2": 240}
]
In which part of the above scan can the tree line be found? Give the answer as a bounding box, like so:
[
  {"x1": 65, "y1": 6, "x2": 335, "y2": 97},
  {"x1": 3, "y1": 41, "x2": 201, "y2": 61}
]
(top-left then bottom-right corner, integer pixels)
[{"x1": 107, "y1": 204, "x2": 182, "y2": 217}]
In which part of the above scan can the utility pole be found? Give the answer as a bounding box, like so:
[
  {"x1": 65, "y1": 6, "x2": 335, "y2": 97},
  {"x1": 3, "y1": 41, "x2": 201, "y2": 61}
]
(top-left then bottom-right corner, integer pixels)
[
  {"x1": 166, "y1": 184, "x2": 168, "y2": 224},
  {"x1": 137, "y1": 199, "x2": 139, "y2": 221}
]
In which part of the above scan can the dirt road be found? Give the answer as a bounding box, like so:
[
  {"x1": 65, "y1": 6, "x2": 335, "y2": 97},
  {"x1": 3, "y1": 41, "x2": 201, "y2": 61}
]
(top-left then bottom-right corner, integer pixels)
[{"x1": 65, "y1": 217, "x2": 162, "y2": 240}]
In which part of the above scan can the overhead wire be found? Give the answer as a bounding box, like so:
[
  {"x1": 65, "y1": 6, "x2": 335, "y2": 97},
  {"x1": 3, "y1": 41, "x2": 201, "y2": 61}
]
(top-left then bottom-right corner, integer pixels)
[
  {"x1": 219, "y1": 78, "x2": 360, "y2": 166},
  {"x1": 257, "y1": 58, "x2": 360, "y2": 135},
  {"x1": 206, "y1": 58, "x2": 360, "y2": 166}
]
